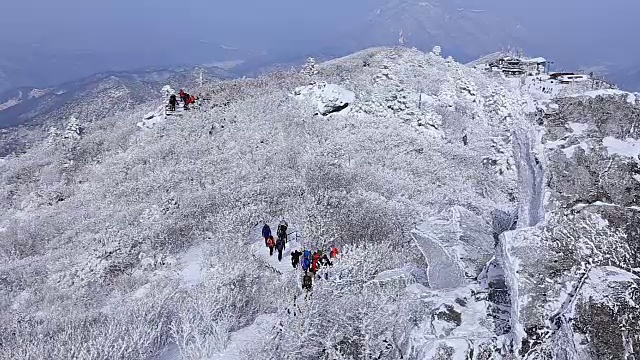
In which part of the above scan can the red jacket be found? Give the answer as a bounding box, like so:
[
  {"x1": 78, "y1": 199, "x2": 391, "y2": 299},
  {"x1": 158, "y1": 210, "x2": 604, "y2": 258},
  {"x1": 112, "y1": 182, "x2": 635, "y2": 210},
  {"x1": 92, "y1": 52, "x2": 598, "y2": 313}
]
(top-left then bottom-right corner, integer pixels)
[{"x1": 330, "y1": 247, "x2": 339, "y2": 258}]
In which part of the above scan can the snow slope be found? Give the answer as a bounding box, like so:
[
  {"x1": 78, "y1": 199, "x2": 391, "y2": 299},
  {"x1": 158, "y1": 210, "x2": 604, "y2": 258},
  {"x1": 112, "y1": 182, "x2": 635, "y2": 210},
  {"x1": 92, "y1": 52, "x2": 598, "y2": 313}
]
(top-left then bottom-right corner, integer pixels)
[{"x1": 1, "y1": 46, "x2": 638, "y2": 360}]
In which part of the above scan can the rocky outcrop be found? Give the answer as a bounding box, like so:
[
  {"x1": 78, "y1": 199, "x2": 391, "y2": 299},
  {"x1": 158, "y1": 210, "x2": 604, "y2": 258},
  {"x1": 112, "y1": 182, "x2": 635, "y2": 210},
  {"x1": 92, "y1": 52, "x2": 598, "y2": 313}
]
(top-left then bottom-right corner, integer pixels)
[{"x1": 501, "y1": 96, "x2": 640, "y2": 359}]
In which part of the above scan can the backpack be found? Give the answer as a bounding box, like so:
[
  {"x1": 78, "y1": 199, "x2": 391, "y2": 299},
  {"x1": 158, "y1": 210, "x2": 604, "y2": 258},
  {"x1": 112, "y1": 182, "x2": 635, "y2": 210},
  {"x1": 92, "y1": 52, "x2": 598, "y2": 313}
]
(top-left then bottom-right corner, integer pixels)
[
  {"x1": 267, "y1": 238, "x2": 275, "y2": 248},
  {"x1": 302, "y1": 257, "x2": 311, "y2": 270},
  {"x1": 303, "y1": 250, "x2": 311, "y2": 259},
  {"x1": 303, "y1": 275, "x2": 312, "y2": 289},
  {"x1": 277, "y1": 224, "x2": 286, "y2": 236}
]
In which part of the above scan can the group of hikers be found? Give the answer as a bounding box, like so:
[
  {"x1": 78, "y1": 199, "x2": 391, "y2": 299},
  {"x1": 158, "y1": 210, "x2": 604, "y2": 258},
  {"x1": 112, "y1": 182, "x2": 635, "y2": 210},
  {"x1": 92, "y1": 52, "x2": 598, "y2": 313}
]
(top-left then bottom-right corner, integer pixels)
[
  {"x1": 262, "y1": 220, "x2": 290, "y2": 261},
  {"x1": 262, "y1": 221, "x2": 339, "y2": 291},
  {"x1": 294, "y1": 248, "x2": 338, "y2": 291},
  {"x1": 167, "y1": 89, "x2": 200, "y2": 111}
]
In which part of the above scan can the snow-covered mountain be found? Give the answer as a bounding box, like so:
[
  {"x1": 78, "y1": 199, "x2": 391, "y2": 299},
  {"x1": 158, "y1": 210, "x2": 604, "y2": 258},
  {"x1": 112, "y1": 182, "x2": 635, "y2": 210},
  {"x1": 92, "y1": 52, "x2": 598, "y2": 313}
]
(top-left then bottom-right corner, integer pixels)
[
  {"x1": 323, "y1": 0, "x2": 526, "y2": 62},
  {"x1": 0, "y1": 46, "x2": 638, "y2": 359},
  {"x1": 0, "y1": 65, "x2": 232, "y2": 156}
]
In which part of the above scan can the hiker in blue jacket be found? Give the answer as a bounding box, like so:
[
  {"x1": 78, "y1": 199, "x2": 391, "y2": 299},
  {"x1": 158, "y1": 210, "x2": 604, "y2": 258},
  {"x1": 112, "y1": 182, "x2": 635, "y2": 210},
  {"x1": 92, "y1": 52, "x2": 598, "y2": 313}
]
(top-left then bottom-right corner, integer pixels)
[
  {"x1": 262, "y1": 223, "x2": 271, "y2": 247},
  {"x1": 301, "y1": 251, "x2": 311, "y2": 272}
]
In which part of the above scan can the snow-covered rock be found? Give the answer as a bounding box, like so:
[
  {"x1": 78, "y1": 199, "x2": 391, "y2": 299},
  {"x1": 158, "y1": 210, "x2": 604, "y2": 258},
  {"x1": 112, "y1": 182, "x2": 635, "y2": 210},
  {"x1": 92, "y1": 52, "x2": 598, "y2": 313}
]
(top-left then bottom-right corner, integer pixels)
[
  {"x1": 500, "y1": 93, "x2": 640, "y2": 358},
  {"x1": 294, "y1": 82, "x2": 355, "y2": 116},
  {"x1": 137, "y1": 104, "x2": 167, "y2": 129}
]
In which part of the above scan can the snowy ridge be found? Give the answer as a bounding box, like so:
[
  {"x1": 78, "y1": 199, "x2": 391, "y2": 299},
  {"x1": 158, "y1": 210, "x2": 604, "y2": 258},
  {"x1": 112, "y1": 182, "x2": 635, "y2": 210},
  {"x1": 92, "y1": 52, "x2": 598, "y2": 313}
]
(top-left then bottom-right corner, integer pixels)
[{"x1": 1, "y1": 46, "x2": 639, "y2": 359}]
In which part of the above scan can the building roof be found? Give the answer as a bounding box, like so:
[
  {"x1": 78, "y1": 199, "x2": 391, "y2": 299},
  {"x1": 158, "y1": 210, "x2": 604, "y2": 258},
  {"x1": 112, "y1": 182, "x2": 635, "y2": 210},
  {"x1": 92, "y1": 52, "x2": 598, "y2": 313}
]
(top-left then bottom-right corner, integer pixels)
[{"x1": 522, "y1": 57, "x2": 547, "y2": 64}]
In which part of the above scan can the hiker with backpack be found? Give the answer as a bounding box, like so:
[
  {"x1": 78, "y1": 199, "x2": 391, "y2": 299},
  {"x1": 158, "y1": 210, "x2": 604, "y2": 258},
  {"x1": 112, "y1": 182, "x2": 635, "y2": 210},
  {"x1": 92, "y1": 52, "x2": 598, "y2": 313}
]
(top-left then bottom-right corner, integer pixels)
[
  {"x1": 320, "y1": 253, "x2": 332, "y2": 267},
  {"x1": 301, "y1": 250, "x2": 311, "y2": 272},
  {"x1": 275, "y1": 236, "x2": 286, "y2": 261},
  {"x1": 168, "y1": 94, "x2": 177, "y2": 111},
  {"x1": 183, "y1": 92, "x2": 192, "y2": 109},
  {"x1": 302, "y1": 272, "x2": 313, "y2": 291},
  {"x1": 262, "y1": 223, "x2": 272, "y2": 246},
  {"x1": 330, "y1": 247, "x2": 339, "y2": 259},
  {"x1": 291, "y1": 249, "x2": 302, "y2": 268},
  {"x1": 320, "y1": 253, "x2": 333, "y2": 280},
  {"x1": 277, "y1": 220, "x2": 288, "y2": 243},
  {"x1": 310, "y1": 251, "x2": 322, "y2": 274},
  {"x1": 266, "y1": 236, "x2": 276, "y2": 256}
]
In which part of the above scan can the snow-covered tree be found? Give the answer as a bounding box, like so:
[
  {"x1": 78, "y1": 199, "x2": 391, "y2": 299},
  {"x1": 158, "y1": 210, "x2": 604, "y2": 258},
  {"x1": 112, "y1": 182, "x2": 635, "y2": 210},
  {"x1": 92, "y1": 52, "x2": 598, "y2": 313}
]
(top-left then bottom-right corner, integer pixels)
[
  {"x1": 301, "y1": 57, "x2": 319, "y2": 77},
  {"x1": 398, "y1": 30, "x2": 407, "y2": 46},
  {"x1": 431, "y1": 45, "x2": 442, "y2": 57},
  {"x1": 63, "y1": 116, "x2": 82, "y2": 141},
  {"x1": 161, "y1": 85, "x2": 176, "y2": 97}
]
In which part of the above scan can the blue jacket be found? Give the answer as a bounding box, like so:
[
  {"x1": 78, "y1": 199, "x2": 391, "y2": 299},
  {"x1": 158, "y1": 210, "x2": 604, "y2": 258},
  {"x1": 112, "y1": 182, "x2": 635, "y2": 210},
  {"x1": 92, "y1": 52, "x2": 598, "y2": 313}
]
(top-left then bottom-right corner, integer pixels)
[
  {"x1": 301, "y1": 257, "x2": 311, "y2": 271},
  {"x1": 262, "y1": 225, "x2": 271, "y2": 238}
]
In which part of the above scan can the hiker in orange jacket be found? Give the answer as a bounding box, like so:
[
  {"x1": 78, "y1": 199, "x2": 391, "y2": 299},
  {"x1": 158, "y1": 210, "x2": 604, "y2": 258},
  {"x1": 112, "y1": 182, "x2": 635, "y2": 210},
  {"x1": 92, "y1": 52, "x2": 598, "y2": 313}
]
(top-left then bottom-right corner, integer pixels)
[{"x1": 266, "y1": 236, "x2": 276, "y2": 256}]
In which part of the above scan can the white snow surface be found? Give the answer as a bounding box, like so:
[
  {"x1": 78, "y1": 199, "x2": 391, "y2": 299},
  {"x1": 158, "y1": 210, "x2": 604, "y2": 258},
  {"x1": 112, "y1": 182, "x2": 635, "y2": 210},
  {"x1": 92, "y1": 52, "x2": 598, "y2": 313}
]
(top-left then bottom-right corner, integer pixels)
[
  {"x1": 571, "y1": 89, "x2": 638, "y2": 104},
  {"x1": 178, "y1": 244, "x2": 206, "y2": 286},
  {"x1": 568, "y1": 122, "x2": 589, "y2": 135},
  {"x1": 562, "y1": 142, "x2": 590, "y2": 158},
  {"x1": 602, "y1": 136, "x2": 640, "y2": 160},
  {"x1": 137, "y1": 104, "x2": 167, "y2": 129},
  {"x1": 208, "y1": 314, "x2": 279, "y2": 360},
  {"x1": 544, "y1": 123, "x2": 591, "y2": 158},
  {"x1": 251, "y1": 239, "x2": 301, "y2": 275},
  {"x1": 523, "y1": 57, "x2": 547, "y2": 63}
]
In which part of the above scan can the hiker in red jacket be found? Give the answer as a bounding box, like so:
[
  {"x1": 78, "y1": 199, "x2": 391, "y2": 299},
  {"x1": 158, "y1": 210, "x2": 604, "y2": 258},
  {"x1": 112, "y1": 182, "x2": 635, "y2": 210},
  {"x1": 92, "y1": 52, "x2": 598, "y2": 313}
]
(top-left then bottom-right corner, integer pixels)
[
  {"x1": 266, "y1": 236, "x2": 276, "y2": 256},
  {"x1": 330, "y1": 247, "x2": 339, "y2": 259},
  {"x1": 311, "y1": 251, "x2": 322, "y2": 274},
  {"x1": 183, "y1": 92, "x2": 191, "y2": 109}
]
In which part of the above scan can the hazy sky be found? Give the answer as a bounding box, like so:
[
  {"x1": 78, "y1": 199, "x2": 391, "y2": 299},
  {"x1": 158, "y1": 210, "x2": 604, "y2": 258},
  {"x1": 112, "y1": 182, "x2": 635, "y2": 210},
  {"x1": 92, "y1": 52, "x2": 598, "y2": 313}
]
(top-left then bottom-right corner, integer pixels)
[
  {"x1": 1, "y1": 0, "x2": 366, "y2": 57},
  {"x1": 1, "y1": 0, "x2": 639, "y2": 89}
]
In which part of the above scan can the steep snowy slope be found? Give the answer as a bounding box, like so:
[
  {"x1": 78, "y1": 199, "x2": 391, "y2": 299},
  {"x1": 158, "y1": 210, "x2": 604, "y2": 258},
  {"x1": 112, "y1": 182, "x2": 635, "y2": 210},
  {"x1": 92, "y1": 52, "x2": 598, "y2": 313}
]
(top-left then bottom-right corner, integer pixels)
[{"x1": 0, "y1": 47, "x2": 638, "y2": 360}]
